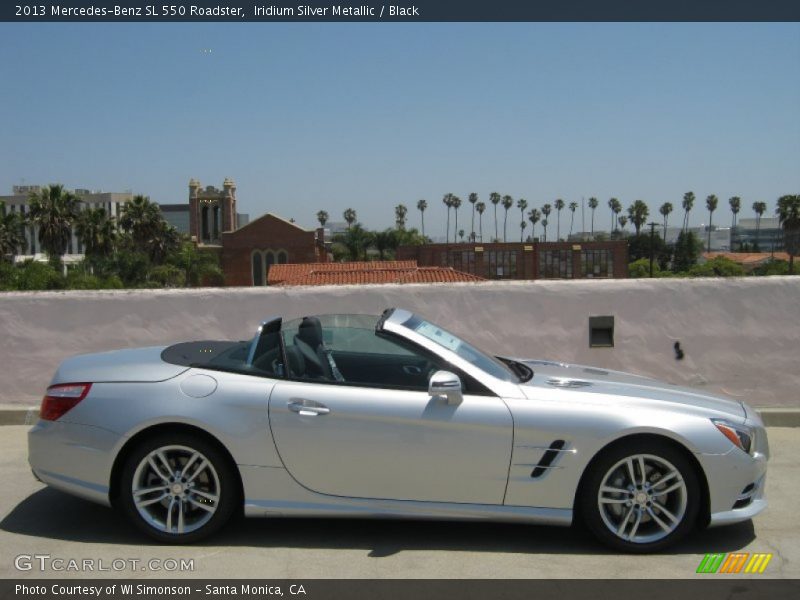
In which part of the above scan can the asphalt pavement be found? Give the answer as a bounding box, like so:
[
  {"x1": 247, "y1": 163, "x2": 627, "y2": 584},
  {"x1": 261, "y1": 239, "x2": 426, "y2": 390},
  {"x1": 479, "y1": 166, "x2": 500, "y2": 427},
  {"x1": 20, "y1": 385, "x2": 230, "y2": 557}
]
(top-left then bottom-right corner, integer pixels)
[{"x1": 1, "y1": 426, "x2": 797, "y2": 579}]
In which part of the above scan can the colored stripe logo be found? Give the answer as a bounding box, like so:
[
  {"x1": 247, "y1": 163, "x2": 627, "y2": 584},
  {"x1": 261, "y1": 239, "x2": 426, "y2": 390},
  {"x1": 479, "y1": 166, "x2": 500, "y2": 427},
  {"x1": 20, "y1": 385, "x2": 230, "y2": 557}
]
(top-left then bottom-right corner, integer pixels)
[{"x1": 697, "y1": 553, "x2": 772, "y2": 574}]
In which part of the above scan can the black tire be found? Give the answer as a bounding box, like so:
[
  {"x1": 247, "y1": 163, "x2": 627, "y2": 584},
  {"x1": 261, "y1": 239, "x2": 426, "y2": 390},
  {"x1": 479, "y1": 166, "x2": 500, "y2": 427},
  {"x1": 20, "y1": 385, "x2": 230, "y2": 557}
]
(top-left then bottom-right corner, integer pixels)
[
  {"x1": 119, "y1": 432, "x2": 239, "y2": 543},
  {"x1": 579, "y1": 439, "x2": 700, "y2": 553}
]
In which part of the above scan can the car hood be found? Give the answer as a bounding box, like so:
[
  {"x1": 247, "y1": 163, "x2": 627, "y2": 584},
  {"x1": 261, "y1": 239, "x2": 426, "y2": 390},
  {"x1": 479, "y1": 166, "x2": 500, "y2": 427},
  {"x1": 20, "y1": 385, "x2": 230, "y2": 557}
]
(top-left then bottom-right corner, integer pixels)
[
  {"x1": 518, "y1": 359, "x2": 746, "y2": 420},
  {"x1": 50, "y1": 346, "x2": 188, "y2": 385}
]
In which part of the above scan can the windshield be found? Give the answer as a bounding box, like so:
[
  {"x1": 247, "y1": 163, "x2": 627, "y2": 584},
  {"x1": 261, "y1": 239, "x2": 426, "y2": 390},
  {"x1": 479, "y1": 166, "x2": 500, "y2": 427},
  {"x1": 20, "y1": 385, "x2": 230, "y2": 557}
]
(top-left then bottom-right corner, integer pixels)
[{"x1": 399, "y1": 314, "x2": 519, "y2": 383}]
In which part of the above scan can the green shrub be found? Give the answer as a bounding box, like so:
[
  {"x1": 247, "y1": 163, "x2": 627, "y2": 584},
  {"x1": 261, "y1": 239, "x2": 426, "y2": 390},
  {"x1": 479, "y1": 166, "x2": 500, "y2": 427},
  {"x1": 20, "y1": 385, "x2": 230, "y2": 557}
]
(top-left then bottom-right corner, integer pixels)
[
  {"x1": 14, "y1": 261, "x2": 64, "y2": 290},
  {"x1": 0, "y1": 262, "x2": 17, "y2": 290},
  {"x1": 150, "y1": 265, "x2": 186, "y2": 287},
  {"x1": 752, "y1": 259, "x2": 790, "y2": 276},
  {"x1": 687, "y1": 256, "x2": 745, "y2": 277},
  {"x1": 628, "y1": 258, "x2": 660, "y2": 278}
]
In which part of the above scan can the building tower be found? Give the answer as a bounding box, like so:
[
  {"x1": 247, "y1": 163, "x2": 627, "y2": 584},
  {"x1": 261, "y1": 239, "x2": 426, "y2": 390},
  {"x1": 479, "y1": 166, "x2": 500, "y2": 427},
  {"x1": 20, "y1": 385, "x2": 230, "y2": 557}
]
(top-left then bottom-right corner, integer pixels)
[{"x1": 188, "y1": 178, "x2": 237, "y2": 245}]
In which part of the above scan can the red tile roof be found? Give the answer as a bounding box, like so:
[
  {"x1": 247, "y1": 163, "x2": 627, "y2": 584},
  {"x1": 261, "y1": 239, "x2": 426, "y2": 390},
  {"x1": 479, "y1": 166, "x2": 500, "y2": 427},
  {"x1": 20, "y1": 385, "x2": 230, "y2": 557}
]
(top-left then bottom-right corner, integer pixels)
[
  {"x1": 703, "y1": 252, "x2": 790, "y2": 265},
  {"x1": 267, "y1": 260, "x2": 417, "y2": 285},
  {"x1": 270, "y1": 261, "x2": 485, "y2": 287}
]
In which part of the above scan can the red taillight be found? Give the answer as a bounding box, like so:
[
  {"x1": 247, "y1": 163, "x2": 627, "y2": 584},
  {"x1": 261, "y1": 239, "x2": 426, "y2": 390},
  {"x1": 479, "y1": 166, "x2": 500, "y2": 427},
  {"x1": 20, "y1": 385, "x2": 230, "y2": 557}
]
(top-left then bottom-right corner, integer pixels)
[{"x1": 40, "y1": 383, "x2": 92, "y2": 421}]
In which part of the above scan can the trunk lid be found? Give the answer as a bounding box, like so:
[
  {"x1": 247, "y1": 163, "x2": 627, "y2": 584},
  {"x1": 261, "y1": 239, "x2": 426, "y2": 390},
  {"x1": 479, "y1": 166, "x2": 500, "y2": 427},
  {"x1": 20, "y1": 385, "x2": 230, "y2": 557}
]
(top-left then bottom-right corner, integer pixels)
[{"x1": 50, "y1": 346, "x2": 188, "y2": 385}]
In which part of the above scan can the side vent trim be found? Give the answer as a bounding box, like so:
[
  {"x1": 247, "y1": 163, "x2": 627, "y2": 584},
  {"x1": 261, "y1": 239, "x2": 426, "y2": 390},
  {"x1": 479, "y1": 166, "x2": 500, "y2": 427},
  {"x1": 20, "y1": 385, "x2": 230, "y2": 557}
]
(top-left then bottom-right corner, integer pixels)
[{"x1": 531, "y1": 440, "x2": 567, "y2": 478}]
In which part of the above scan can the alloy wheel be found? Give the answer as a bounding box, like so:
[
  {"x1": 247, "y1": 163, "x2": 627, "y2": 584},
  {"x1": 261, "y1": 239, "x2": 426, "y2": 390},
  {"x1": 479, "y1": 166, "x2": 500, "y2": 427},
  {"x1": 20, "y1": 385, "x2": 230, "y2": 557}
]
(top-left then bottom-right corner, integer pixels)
[
  {"x1": 131, "y1": 444, "x2": 221, "y2": 535},
  {"x1": 597, "y1": 453, "x2": 688, "y2": 544}
]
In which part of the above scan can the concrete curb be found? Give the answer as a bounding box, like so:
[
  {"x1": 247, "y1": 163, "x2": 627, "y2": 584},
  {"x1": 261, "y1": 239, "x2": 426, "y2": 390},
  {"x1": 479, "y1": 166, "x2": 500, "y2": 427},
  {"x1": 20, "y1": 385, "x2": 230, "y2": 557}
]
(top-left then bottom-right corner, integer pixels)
[
  {"x1": 0, "y1": 407, "x2": 40, "y2": 426},
  {"x1": 0, "y1": 406, "x2": 799, "y2": 426},
  {"x1": 757, "y1": 408, "x2": 800, "y2": 428}
]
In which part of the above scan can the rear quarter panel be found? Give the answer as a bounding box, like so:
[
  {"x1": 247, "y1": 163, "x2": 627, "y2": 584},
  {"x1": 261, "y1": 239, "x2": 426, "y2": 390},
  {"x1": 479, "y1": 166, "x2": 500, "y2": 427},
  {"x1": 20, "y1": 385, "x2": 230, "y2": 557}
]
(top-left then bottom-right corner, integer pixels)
[{"x1": 59, "y1": 368, "x2": 283, "y2": 469}]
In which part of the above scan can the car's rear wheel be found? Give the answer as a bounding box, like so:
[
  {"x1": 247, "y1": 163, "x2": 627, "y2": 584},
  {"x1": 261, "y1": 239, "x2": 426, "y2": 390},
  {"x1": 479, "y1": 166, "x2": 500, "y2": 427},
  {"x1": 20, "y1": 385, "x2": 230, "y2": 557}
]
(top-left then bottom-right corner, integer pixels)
[
  {"x1": 119, "y1": 433, "x2": 238, "y2": 543},
  {"x1": 580, "y1": 439, "x2": 700, "y2": 552}
]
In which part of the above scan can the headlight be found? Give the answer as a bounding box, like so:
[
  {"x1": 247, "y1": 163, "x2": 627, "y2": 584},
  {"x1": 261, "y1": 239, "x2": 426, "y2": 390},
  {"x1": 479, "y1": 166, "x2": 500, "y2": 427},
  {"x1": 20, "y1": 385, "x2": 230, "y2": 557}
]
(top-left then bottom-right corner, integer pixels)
[{"x1": 712, "y1": 419, "x2": 754, "y2": 455}]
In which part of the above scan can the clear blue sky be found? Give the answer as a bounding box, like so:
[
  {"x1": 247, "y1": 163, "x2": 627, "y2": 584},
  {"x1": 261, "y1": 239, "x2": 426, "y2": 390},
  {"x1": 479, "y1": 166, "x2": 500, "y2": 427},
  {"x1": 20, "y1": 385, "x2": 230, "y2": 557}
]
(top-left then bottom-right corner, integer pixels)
[{"x1": 1, "y1": 23, "x2": 798, "y2": 236}]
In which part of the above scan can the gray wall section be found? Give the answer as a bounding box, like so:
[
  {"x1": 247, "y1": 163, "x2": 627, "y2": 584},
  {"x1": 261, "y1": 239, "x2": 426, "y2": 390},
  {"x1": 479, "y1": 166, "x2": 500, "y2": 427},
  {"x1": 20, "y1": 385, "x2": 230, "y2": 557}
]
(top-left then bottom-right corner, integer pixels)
[{"x1": 0, "y1": 277, "x2": 797, "y2": 408}]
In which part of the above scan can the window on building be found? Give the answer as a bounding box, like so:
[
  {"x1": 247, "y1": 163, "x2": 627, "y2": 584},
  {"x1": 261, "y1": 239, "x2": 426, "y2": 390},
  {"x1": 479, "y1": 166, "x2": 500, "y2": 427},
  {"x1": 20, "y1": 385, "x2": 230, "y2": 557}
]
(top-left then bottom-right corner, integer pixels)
[
  {"x1": 581, "y1": 249, "x2": 614, "y2": 278},
  {"x1": 539, "y1": 250, "x2": 573, "y2": 279},
  {"x1": 277, "y1": 250, "x2": 288, "y2": 264},
  {"x1": 486, "y1": 250, "x2": 518, "y2": 279},
  {"x1": 264, "y1": 251, "x2": 275, "y2": 277},
  {"x1": 447, "y1": 250, "x2": 476, "y2": 274},
  {"x1": 252, "y1": 252, "x2": 263, "y2": 286}
]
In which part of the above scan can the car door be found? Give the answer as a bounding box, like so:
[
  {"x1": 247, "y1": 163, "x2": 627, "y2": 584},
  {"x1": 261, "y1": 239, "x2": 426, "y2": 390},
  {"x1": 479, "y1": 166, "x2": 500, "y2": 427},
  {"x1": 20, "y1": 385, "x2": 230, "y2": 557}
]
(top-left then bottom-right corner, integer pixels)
[{"x1": 268, "y1": 318, "x2": 514, "y2": 505}]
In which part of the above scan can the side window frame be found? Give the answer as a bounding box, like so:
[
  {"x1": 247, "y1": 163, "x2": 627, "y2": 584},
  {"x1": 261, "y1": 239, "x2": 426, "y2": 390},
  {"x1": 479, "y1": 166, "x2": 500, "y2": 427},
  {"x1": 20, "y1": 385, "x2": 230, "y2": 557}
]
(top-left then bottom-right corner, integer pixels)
[{"x1": 278, "y1": 323, "x2": 495, "y2": 397}]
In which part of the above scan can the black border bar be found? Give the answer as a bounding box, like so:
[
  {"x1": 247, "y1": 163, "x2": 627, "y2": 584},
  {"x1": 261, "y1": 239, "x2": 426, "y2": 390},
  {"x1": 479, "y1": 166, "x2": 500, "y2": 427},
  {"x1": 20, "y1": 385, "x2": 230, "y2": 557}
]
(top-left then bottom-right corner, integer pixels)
[
  {"x1": 3, "y1": 1, "x2": 800, "y2": 22},
  {"x1": 3, "y1": 580, "x2": 800, "y2": 600}
]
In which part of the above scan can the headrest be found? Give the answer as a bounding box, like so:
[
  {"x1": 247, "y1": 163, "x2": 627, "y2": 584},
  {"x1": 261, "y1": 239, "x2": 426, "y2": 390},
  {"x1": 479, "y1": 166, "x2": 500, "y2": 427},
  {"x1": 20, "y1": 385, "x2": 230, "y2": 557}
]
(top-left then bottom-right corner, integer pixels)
[{"x1": 297, "y1": 316, "x2": 324, "y2": 349}]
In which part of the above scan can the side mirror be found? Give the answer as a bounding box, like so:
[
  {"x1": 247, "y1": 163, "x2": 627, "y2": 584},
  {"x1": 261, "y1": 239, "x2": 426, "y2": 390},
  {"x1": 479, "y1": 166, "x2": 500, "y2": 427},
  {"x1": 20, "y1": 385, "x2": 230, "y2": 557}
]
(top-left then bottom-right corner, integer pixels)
[{"x1": 428, "y1": 370, "x2": 463, "y2": 405}]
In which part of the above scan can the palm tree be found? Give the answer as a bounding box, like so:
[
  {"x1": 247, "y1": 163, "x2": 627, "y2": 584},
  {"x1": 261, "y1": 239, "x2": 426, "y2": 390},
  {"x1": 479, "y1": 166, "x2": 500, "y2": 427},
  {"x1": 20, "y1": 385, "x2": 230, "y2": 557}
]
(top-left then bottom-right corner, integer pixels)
[
  {"x1": 520, "y1": 221, "x2": 527, "y2": 241},
  {"x1": 659, "y1": 202, "x2": 673, "y2": 242},
  {"x1": 752, "y1": 201, "x2": 767, "y2": 250},
  {"x1": 343, "y1": 208, "x2": 357, "y2": 230},
  {"x1": 554, "y1": 199, "x2": 565, "y2": 240},
  {"x1": 119, "y1": 195, "x2": 161, "y2": 251},
  {"x1": 475, "y1": 201, "x2": 486, "y2": 242},
  {"x1": 682, "y1": 191, "x2": 695, "y2": 232},
  {"x1": 0, "y1": 202, "x2": 26, "y2": 261},
  {"x1": 458, "y1": 229, "x2": 465, "y2": 241},
  {"x1": 416, "y1": 199, "x2": 427, "y2": 238},
  {"x1": 75, "y1": 207, "x2": 116, "y2": 259},
  {"x1": 147, "y1": 220, "x2": 180, "y2": 265},
  {"x1": 627, "y1": 200, "x2": 649, "y2": 235},
  {"x1": 568, "y1": 201, "x2": 578, "y2": 237},
  {"x1": 527, "y1": 208, "x2": 541, "y2": 240},
  {"x1": 617, "y1": 215, "x2": 628, "y2": 232},
  {"x1": 501, "y1": 195, "x2": 513, "y2": 242},
  {"x1": 588, "y1": 197, "x2": 598, "y2": 237},
  {"x1": 490, "y1": 192, "x2": 501, "y2": 242},
  {"x1": 516, "y1": 198, "x2": 528, "y2": 240},
  {"x1": 316, "y1": 210, "x2": 329, "y2": 227},
  {"x1": 336, "y1": 223, "x2": 372, "y2": 261},
  {"x1": 705, "y1": 194, "x2": 719, "y2": 252},
  {"x1": 442, "y1": 193, "x2": 454, "y2": 244},
  {"x1": 394, "y1": 204, "x2": 408, "y2": 229},
  {"x1": 451, "y1": 196, "x2": 462, "y2": 242},
  {"x1": 172, "y1": 241, "x2": 223, "y2": 287},
  {"x1": 729, "y1": 196, "x2": 741, "y2": 229},
  {"x1": 373, "y1": 229, "x2": 396, "y2": 260},
  {"x1": 776, "y1": 195, "x2": 800, "y2": 273},
  {"x1": 468, "y1": 193, "x2": 478, "y2": 241},
  {"x1": 541, "y1": 204, "x2": 552, "y2": 242},
  {"x1": 27, "y1": 184, "x2": 79, "y2": 262},
  {"x1": 608, "y1": 197, "x2": 620, "y2": 232}
]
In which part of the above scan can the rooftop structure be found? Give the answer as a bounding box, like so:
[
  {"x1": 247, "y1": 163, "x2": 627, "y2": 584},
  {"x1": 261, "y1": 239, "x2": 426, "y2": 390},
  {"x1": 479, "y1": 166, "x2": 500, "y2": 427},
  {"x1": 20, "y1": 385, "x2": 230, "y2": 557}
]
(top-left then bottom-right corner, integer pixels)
[{"x1": 268, "y1": 260, "x2": 484, "y2": 287}]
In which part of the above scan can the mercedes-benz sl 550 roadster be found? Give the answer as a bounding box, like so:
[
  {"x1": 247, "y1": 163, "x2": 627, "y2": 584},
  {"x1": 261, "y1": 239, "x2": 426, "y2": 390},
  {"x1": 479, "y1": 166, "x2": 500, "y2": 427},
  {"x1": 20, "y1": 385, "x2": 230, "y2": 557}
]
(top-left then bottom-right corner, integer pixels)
[{"x1": 28, "y1": 308, "x2": 768, "y2": 551}]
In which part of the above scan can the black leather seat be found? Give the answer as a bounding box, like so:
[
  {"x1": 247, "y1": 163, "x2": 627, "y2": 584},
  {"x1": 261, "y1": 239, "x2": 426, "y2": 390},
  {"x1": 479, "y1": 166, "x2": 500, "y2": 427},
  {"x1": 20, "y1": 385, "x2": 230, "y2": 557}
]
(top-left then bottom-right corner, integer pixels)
[{"x1": 294, "y1": 317, "x2": 334, "y2": 380}]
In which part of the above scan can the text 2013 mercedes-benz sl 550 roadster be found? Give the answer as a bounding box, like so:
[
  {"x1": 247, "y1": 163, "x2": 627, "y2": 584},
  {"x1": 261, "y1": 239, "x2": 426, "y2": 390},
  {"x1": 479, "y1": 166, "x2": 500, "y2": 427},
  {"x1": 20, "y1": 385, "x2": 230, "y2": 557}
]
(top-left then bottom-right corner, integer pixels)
[{"x1": 29, "y1": 308, "x2": 768, "y2": 551}]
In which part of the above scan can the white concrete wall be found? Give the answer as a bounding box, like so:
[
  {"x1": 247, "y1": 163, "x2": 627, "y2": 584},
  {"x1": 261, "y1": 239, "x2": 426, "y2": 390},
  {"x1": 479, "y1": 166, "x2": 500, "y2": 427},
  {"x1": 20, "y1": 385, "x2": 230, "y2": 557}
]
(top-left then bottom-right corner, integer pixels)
[{"x1": 1, "y1": 277, "x2": 798, "y2": 408}]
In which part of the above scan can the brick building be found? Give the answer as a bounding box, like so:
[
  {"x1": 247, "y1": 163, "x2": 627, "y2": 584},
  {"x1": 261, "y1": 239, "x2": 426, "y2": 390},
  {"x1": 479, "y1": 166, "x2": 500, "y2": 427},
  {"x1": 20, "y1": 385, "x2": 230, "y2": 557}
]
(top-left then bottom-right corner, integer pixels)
[
  {"x1": 397, "y1": 241, "x2": 628, "y2": 280},
  {"x1": 220, "y1": 213, "x2": 327, "y2": 286}
]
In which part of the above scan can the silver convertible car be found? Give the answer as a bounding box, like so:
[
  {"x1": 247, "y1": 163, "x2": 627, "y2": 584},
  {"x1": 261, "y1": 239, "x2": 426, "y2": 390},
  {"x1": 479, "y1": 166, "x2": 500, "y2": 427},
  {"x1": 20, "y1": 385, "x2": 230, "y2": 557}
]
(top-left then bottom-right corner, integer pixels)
[{"x1": 29, "y1": 308, "x2": 768, "y2": 552}]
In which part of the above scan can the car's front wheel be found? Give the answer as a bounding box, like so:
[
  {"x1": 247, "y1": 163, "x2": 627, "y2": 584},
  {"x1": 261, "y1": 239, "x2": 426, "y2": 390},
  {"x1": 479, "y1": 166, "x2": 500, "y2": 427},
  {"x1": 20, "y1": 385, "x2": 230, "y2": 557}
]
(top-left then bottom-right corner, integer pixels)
[
  {"x1": 580, "y1": 439, "x2": 700, "y2": 552},
  {"x1": 119, "y1": 433, "x2": 238, "y2": 543}
]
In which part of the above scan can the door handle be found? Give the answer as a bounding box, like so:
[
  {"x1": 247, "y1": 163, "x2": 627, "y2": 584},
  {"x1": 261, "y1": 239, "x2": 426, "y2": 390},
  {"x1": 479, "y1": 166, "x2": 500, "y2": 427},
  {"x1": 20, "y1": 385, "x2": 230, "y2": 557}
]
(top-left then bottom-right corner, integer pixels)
[{"x1": 288, "y1": 401, "x2": 330, "y2": 416}]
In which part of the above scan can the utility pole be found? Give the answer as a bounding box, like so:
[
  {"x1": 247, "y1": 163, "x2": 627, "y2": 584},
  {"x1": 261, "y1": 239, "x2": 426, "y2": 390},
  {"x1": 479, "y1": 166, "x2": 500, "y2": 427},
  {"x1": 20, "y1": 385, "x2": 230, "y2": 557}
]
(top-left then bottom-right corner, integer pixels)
[{"x1": 648, "y1": 221, "x2": 659, "y2": 278}]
